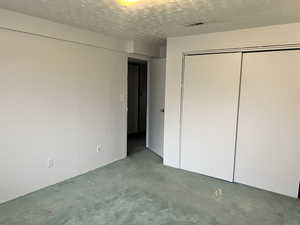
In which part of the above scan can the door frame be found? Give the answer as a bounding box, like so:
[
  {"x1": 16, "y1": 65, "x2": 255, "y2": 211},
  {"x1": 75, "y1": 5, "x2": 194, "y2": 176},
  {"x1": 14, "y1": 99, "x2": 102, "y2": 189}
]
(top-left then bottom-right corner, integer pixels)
[{"x1": 127, "y1": 56, "x2": 151, "y2": 150}]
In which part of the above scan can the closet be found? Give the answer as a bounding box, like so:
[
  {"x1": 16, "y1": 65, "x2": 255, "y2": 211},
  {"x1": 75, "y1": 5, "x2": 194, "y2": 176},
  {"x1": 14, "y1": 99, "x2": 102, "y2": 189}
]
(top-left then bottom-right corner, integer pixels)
[{"x1": 181, "y1": 49, "x2": 300, "y2": 198}]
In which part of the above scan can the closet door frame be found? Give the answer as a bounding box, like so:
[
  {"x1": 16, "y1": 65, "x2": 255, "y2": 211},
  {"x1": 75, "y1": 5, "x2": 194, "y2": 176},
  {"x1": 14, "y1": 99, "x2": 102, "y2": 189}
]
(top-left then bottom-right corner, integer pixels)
[{"x1": 179, "y1": 44, "x2": 300, "y2": 184}]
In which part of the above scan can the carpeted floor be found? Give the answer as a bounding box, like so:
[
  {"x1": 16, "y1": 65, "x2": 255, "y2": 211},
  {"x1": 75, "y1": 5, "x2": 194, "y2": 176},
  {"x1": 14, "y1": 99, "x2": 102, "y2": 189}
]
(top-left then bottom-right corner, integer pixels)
[{"x1": 0, "y1": 149, "x2": 299, "y2": 225}]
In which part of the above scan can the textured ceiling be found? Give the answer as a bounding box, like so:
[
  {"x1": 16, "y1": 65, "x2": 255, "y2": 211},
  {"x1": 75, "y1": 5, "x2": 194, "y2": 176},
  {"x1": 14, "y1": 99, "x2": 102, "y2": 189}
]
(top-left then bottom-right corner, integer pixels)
[{"x1": 1, "y1": 0, "x2": 300, "y2": 44}]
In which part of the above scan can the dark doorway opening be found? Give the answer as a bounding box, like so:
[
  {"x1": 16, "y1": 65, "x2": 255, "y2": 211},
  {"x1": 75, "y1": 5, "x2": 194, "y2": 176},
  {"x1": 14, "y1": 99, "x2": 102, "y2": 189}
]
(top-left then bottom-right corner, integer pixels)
[{"x1": 127, "y1": 59, "x2": 147, "y2": 156}]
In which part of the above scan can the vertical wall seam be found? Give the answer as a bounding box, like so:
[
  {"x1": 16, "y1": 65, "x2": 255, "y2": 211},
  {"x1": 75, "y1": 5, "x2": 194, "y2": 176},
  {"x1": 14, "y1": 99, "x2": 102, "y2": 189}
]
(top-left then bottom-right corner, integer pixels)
[
  {"x1": 179, "y1": 54, "x2": 186, "y2": 169},
  {"x1": 233, "y1": 52, "x2": 244, "y2": 182}
]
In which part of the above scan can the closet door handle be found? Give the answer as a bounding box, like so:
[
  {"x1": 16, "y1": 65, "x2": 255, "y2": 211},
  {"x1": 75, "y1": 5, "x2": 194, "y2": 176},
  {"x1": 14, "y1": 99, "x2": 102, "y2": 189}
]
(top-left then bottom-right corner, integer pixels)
[{"x1": 160, "y1": 108, "x2": 165, "y2": 113}]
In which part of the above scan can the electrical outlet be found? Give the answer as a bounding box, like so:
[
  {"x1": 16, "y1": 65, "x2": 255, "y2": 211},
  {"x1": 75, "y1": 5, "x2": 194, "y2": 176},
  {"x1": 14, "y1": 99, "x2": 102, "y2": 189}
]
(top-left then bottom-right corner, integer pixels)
[
  {"x1": 96, "y1": 144, "x2": 102, "y2": 153},
  {"x1": 48, "y1": 158, "x2": 54, "y2": 168}
]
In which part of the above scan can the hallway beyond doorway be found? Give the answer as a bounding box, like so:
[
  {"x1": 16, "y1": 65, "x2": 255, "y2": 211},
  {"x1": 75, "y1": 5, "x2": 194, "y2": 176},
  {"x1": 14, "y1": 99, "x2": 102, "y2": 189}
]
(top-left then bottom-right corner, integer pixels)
[{"x1": 127, "y1": 132, "x2": 146, "y2": 156}]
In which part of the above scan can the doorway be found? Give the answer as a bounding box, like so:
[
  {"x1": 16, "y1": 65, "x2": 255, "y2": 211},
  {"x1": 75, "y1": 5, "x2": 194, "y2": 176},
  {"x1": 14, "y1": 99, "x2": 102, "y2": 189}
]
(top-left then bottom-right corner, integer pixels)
[{"x1": 127, "y1": 59, "x2": 148, "y2": 155}]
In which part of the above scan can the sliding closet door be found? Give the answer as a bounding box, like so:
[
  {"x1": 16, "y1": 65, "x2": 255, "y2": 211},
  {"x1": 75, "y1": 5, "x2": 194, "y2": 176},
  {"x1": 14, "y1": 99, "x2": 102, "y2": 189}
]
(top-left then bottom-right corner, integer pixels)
[
  {"x1": 181, "y1": 53, "x2": 242, "y2": 182},
  {"x1": 235, "y1": 50, "x2": 300, "y2": 198}
]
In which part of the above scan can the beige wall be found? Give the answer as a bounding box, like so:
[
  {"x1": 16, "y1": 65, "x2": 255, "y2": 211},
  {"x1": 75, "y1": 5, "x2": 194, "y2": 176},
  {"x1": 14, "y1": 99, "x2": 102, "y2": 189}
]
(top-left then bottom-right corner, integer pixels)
[
  {"x1": 164, "y1": 22, "x2": 300, "y2": 168},
  {"x1": 0, "y1": 26, "x2": 127, "y2": 204}
]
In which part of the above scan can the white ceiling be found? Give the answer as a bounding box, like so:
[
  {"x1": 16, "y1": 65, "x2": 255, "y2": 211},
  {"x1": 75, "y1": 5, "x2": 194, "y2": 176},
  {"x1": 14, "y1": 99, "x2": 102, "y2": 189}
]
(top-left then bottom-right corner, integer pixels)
[{"x1": 1, "y1": 0, "x2": 300, "y2": 44}]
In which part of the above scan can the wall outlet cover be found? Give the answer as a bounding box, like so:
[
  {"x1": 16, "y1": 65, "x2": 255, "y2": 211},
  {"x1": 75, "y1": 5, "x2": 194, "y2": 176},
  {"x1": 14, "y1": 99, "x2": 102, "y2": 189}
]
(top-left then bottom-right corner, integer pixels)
[
  {"x1": 48, "y1": 159, "x2": 54, "y2": 168},
  {"x1": 97, "y1": 144, "x2": 102, "y2": 152}
]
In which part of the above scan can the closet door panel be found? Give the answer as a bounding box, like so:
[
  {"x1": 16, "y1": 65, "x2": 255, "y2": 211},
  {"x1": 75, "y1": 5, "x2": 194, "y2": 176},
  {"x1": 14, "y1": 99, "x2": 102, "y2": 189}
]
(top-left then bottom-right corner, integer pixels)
[
  {"x1": 181, "y1": 53, "x2": 242, "y2": 182},
  {"x1": 236, "y1": 50, "x2": 300, "y2": 198}
]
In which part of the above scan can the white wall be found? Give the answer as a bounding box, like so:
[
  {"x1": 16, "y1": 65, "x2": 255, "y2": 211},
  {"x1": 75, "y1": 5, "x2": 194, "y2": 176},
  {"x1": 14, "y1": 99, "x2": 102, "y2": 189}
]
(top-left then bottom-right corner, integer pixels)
[
  {"x1": 148, "y1": 59, "x2": 166, "y2": 157},
  {"x1": 127, "y1": 40, "x2": 161, "y2": 58},
  {"x1": 0, "y1": 8, "x2": 128, "y2": 52},
  {"x1": 159, "y1": 45, "x2": 167, "y2": 58},
  {"x1": 164, "y1": 22, "x2": 300, "y2": 168},
  {"x1": 0, "y1": 11, "x2": 127, "y2": 204}
]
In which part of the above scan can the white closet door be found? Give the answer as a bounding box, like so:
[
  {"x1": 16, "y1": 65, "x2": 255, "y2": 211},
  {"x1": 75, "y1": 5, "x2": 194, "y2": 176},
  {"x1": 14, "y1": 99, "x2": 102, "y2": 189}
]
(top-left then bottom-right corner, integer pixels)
[
  {"x1": 235, "y1": 50, "x2": 300, "y2": 198},
  {"x1": 181, "y1": 53, "x2": 242, "y2": 182}
]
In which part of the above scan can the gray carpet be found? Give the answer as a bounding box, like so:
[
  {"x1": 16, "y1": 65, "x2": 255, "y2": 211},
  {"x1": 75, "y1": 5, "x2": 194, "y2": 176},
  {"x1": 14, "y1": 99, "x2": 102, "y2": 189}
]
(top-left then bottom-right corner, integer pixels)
[{"x1": 0, "y1": 150, "x2": 299, "y2": 225}]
